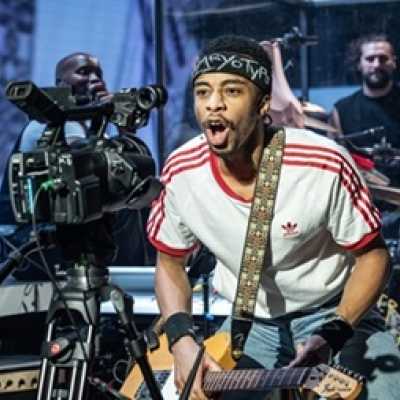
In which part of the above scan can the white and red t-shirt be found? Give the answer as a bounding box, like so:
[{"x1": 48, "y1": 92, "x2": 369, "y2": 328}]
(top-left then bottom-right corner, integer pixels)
[{"x1": 147, "y1": 127, "x2": 381, "y2": 319}]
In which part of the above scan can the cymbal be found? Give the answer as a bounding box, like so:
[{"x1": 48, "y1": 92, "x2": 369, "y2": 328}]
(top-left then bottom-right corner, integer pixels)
[
  {"x1": 368, "y1": 184, "x2": 400, "y2": 207},
  {"x1": 303, "y1": 115, "x2": 338, "y2": 133},
  {"x1": 362, "y1": 168, "x2": 390, "y2": 186},
  {"x1": 301, "y1": 101, "x2": 327, "y2": 116}
]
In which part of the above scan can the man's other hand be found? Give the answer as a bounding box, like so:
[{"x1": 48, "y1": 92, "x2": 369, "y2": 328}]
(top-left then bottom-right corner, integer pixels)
[{"x1": 287, "y1": 335, "x2": 332, "y2": 368}]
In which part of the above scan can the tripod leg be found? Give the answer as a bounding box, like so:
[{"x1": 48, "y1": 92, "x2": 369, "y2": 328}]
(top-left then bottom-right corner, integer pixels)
[
  {"x1": 36, "y1": 279, "x2": 100, "y2": 400},
  {"x1": 37, "y1": 319, "x2": 95, "y2": 400}
]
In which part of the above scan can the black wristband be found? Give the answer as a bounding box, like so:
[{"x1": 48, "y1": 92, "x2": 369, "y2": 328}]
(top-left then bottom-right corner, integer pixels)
[
  {"x1": 312, "y1": 316, "x2": 354, "y2": 355},
  {"x1": 164, "y1": 312, "x2": 197, "y2": 351}
]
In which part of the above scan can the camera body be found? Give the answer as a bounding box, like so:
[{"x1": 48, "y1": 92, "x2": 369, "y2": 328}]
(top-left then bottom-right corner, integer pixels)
[
  {"x1": 9, "y1": 134, "x2": 156, "y2": 224},
  {"x1": 5, "y1": 80, "x2": 165, "y2": 225}
]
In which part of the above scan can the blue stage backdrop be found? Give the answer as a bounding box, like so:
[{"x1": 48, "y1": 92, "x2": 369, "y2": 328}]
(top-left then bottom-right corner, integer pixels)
[
  {"x1": 3, "y1": 0, "x2": 399, "y2": 186},
  {"x1": 0, "y1": 0, "x2": 165, "y2": 187},
  {"x1": 0, "y1": 0, "x2": 34, "y2": 186},
  {"x1": 0, "y1": 0, "x2": 217, "y2": 187}
]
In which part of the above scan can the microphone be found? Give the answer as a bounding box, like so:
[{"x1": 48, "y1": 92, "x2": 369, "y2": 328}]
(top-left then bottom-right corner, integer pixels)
[
  {"x1": 336, "y1": 126, "x2": 385, "y2": 141},
  {"x1": 336, "y1": 126, "x2": 400, "y2": 161},
  {"x1": 345, "y1": 126, "x2": 385, "y2": 140}
]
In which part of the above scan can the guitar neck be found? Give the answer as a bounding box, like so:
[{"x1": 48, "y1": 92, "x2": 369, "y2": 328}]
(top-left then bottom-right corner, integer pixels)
[{"x1": 203, "y1": 367, "x2": 310, "y2": 393}]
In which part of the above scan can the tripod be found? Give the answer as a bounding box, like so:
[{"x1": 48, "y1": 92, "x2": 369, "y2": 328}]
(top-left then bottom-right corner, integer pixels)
[
  {"x1": 35, "y1": 256, "x2": 162, "y2": 400},
  {"x1": 0, "y1": 221, "x2": 204, "y2": 400}
]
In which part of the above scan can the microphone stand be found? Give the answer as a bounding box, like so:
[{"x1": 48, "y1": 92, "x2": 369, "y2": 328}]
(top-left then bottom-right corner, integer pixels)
[
  {"x1": 179, "y1": 345, "x2": 205, "y2": 400},
  {"x1": 336, "y1": 126, "x2": 385, "y2": 141},
  {"x1": 335, "y1": 126, "x2": 386, "y2": 156},
  {"x1": 277, "y1": 26, "x2": 319, "y2": 49}
]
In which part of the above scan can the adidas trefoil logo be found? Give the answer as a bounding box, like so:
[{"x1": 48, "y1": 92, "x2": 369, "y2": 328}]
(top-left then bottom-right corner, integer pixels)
[{"x1": 281, "y1": 221, "x2": 299, "y2": 237}]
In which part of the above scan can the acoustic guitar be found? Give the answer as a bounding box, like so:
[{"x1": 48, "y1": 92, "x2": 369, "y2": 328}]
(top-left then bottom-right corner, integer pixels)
[{"x1": 120, "y1": 332, "x2": 363, "y2": 400}]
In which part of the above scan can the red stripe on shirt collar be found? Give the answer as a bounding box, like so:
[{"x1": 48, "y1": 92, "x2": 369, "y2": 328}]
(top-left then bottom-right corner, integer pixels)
[{"x1": 209, "y1": 152, "x2": 252, "y2": 203}]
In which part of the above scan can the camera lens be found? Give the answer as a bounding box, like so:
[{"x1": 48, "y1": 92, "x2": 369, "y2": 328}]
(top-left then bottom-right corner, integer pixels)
[{"x1": 136, "y1": 85, "x2": 167, "y2": 111}]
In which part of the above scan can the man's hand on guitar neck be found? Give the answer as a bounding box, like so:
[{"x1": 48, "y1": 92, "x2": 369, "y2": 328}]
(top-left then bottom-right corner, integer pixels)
[
  {"x1": 172, "y1": 336, "x2": 222, "y2": 400},
  {"x1": 287, "y1": 335, "x2": 333, "y2": 368}
]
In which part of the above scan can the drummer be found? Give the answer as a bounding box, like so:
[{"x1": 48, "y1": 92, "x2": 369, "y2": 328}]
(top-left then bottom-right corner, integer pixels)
[
  {"x1": 330, "y1": 34, "x2": 400, "y2": 174},
  {"x1": 330, "y1": 33, "x2": 400, "y2": 300}
]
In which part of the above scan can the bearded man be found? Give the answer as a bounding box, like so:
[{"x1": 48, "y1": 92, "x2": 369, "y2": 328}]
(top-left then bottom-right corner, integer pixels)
[{"x1": 330, "y1": 34, "x2": 400, "y2": 150}]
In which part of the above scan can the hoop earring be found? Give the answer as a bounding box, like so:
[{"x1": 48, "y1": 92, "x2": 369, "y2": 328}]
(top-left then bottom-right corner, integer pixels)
[{"x1": 263, "y1": 113, "x2": 272, "y2": 127}]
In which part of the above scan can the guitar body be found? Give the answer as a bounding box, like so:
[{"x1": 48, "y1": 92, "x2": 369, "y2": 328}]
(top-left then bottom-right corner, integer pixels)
[
  {"x1": 119, "y1": 334, "x2": 171, "y2": 398},
  {"x1": 120, "y1": 333, "x2": 362, "y2": 400},
  {"x1": 120, "y1": 333, "x2": 309, "y2": 400},
  {"x1": 120, "y1": 332, "x2": 236, "y2": 399}
]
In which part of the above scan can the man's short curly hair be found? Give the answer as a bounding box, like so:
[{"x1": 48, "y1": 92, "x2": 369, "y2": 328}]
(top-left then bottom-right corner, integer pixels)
[{"x1": 346, "y1": 33, "x2": 395, "y2": 70}]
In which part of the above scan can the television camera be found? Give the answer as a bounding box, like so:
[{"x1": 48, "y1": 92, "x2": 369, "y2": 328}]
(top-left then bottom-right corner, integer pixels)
[
  {"x1": 2, "y1": 80, "x2": 168, "y2": 400},
  {"x1": 5, "y1": 80, "x2": 166, "y2": 225}
]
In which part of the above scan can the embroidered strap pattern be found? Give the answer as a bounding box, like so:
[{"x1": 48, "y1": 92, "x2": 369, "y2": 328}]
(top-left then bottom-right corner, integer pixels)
[{"x1": 231, "y1": 128, "x2": 285, "y2": 360}]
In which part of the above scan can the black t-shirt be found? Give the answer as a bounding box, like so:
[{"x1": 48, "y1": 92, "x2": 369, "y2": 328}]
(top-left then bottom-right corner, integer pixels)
[
  {"x1": 335, "y1": 85, "x2": 400, "y2": 148},
  {"x1": 335, "y1": 85, "x2": 400, "y2": 186}
]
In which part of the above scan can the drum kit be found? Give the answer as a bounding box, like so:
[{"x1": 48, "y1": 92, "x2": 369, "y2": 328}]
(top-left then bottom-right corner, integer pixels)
[
  {"x1": 303, "y1": 110, "x2": 400, "y2": 270},
  {"x1": 300, "y1": 103, "x2": 400, "y2": 209},
  {"x1": 264, "y1": 29, "x2": 400, "y2": 210}
]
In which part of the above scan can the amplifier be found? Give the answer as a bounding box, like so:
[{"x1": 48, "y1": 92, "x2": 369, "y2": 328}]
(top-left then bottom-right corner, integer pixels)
[{"x1": 0, "y1": 356, "x2": 40, "y2": 399}]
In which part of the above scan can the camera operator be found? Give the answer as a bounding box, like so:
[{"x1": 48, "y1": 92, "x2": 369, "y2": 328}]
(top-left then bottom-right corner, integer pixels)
[
  {"x1": 19, "y1": 52, "x2": 116, "y2": 150},
  {"x1": 0, "y1": 52, "x2": 155, "y2": 281}
]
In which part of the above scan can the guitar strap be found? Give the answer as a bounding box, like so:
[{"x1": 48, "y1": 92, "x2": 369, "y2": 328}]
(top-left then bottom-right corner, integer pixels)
[{"x1": 231, "y1": 126, "x2": 285, "y2": 361}]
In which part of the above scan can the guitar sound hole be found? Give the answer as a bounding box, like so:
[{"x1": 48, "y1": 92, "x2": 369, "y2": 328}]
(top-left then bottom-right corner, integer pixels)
[{"x1": 136, "y1": 370, "x2": 170, "y2": 399}]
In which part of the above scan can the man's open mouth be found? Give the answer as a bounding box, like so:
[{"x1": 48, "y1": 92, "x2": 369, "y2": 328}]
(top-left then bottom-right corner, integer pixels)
[{"x1": 205, "y1": 120, "x2": 230, "y2": 147}]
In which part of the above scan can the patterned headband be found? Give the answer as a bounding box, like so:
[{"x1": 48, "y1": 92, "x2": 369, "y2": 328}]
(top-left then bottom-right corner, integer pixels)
[{"x1": 192, "y1": 52, "x2": 271, "y2": 93}]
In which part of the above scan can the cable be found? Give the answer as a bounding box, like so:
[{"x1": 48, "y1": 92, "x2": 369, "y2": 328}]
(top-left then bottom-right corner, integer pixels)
[
  {"x1": 112, "y1": 359, "x2": 130, "y2": 384},
  {"x1": 0, "y1": 231, "x2": 49, "y2": 274},
  {"x1": 0, "y1": 239, "x2": 39, "y2": 284}
]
